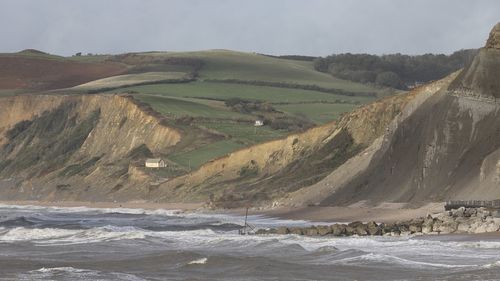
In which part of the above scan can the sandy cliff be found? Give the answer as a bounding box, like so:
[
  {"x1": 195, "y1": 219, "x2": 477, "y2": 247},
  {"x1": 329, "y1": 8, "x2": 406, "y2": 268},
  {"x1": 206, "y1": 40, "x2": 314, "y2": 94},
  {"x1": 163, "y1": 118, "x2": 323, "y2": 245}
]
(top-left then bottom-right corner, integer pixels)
[{"x1": 0, "y1": 94, "x2": 180, "y2": 201}]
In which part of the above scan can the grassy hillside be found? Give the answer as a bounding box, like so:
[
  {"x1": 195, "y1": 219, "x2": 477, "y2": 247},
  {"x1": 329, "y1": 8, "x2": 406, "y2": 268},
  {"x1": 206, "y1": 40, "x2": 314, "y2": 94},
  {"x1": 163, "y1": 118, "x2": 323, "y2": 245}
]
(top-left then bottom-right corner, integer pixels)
[
  {"x1": 135, "y1": 94, "x2": 249, "y2": 119},
  {"x1": 105, "y1": 80, "x2": 371, "y2": 169},
  {"x1": 111, "y1": 81, "x2": 372, "y2": 126},
  {"x1": 72, "y1": 50, "x2": 385, "y2": 170},
  {"x1": 122, "y1": 81, "x2": 372, "y2": 104},
  {"x1": 143, "y1": 50, "x2": 378, "y2": 93},
  {"x1": 74, "y1": 72, "x2": 191, "y2": 90}
]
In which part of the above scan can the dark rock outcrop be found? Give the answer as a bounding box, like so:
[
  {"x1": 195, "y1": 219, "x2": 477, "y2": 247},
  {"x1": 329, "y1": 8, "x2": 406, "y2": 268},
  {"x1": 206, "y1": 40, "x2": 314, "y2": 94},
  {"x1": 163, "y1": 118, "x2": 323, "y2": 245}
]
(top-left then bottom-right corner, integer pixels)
[
  {"x1": 450, "y1": 23, "x2": 500, "y2": 100},
  {"x1": 486, "y1": 23, "x2": 500, "y2": 50}
]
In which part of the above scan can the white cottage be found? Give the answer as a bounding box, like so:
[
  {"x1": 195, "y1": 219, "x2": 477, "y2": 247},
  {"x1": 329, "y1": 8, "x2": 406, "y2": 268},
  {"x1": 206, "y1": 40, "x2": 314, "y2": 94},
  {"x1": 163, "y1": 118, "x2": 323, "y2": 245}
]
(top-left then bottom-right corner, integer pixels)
[
  {"x1": 254, "y1": 120, "x2": 264, "y2": 127},
  {"x1": 145, "y1": 158, "x2": 166, "y2": 168}
]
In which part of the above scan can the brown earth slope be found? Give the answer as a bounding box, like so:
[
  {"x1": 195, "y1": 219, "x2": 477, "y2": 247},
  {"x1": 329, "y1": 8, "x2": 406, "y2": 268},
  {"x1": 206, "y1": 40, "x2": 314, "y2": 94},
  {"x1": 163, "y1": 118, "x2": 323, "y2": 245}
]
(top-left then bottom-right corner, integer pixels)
[{"x1": 0, "y1": 51, "x2": 125, "y2": 91}]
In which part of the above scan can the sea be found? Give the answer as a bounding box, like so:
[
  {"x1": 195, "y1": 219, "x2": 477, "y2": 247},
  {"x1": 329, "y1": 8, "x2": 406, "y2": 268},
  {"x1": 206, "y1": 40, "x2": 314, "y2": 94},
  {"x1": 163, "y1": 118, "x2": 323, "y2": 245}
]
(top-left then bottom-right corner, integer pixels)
[{"x1": 0, "y1": 204, "x2": 500, "y2": 281}]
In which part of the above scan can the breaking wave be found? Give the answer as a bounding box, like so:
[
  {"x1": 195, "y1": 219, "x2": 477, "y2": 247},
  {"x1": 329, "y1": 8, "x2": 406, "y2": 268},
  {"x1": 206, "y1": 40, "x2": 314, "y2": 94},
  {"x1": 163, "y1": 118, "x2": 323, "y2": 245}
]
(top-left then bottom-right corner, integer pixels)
[
  {"x1": 22, "y1": 267, "x2": 147, "y2": 281},
  {"x1": 330, "y1": 252, "x2": 475, "y2": 269},
  {"x1": 0, "y1": 225, "x2": 220, "y2": 245},
  {"x1": 0, "y1": 203, "x2": 183, "y2": 216},
  {"x1": 1, "y1": 204, "x2": 500, "y2": 280}
]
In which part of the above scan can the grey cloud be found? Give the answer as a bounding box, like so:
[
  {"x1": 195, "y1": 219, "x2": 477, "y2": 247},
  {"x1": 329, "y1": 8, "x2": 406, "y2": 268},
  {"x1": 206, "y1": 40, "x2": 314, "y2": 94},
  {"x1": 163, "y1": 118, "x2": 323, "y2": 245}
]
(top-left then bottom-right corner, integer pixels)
[{"x1": 0, "y1": 0, "x2": 498, "y2": 56}]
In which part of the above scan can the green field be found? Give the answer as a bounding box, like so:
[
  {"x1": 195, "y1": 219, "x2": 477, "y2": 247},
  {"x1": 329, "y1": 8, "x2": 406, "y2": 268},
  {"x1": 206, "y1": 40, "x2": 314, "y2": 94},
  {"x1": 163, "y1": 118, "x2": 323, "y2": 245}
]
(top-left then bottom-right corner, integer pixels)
[
  {"x1": 143, "y1": 50, "x2": 379, "y2": 93},
  {"x1": 168, "y1": 140, "x2": 245, "y2": 170},
  {"x1": 196, "y1": 121, "x2": 287, "y2": 145},
  {"x1": 121, "y1": 81, "x2": 373, "y2": 104},
  {"x1": 118, "y1": 81, "x2": 371, "y2": 127},
  {"x1": 135, "y1": 94, "x2": 250, "y2": 119}
]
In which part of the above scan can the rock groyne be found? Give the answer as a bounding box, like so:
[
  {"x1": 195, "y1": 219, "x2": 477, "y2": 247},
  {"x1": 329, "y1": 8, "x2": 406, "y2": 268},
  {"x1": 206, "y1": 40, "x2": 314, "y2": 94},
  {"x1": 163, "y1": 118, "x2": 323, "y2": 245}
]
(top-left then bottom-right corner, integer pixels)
[{"x1": 255, "y1": 207, "x2": 500, "y2": 236}]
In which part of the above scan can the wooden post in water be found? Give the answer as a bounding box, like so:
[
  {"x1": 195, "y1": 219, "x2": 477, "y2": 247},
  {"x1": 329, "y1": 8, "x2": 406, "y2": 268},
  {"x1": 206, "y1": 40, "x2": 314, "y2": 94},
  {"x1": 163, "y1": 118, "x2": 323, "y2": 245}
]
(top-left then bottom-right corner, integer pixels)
[
  {"x1": 243, "y1": 207, "x2": 249, "y2": 235},
  {"x1": 239, "y1": 202, "x2": 257, "y2": 235}
]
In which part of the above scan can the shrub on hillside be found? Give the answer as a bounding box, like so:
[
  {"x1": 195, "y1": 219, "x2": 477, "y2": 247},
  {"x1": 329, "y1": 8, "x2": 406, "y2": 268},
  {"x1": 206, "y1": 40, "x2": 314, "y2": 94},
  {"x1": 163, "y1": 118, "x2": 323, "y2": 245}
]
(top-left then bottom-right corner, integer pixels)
[
  {"x1": 375, "y1": 71, "x2": 402, "y2": 88},
  {"x1": 267, "y1": 115, "x2": 314, "y2": 131},
  {"x1": 224, "y1": 98, "x2": 275, "y2": 113}
]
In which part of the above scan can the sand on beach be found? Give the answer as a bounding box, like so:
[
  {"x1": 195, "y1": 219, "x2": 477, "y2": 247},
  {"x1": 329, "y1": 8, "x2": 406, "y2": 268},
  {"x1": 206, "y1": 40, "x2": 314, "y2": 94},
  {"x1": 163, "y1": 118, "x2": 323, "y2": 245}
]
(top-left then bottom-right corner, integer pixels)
[{"x1": 250, "y1": 202, "x2": 445, "y2": 223}]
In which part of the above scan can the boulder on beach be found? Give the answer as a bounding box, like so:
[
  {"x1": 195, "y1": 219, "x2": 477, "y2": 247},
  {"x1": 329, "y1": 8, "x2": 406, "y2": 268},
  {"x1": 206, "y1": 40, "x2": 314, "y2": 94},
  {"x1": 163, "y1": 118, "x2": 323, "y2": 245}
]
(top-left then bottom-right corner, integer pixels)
[
  {"x1": 317, "y1": 225, "x2": 332, "y2": 236},
  {"x1": 331, "y1": 224, "x2": 345, "y2": 236},
  {"x1": 254, "y1": 207, "x2": 500, "y2": 237}
]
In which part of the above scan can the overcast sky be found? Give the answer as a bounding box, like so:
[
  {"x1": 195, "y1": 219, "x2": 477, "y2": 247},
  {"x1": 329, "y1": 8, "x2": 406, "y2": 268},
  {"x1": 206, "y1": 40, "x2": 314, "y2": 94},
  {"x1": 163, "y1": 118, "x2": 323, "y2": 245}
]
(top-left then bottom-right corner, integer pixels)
[{"x1": 0, "y1": 0, "x2": 499, "y2": 56}]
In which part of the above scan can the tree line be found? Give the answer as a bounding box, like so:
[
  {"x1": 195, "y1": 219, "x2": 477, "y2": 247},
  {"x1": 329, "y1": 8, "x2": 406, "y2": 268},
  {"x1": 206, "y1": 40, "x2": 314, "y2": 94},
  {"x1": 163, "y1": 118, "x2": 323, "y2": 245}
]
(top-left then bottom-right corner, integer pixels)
[{"x1": 313, "y1": 49, "x2": 478, "y2": 89}]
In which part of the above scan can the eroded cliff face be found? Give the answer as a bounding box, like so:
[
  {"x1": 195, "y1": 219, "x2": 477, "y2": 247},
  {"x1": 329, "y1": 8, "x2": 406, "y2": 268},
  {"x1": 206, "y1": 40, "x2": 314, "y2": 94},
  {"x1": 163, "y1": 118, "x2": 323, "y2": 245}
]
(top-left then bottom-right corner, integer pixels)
[
  {"x1": 283, "y1": 75, "x2": 459, "y2": 207},
  {"x1": 289, "y1": 24, "x2": 500, "y2": 207},
  {"x1": 73, "y1": 95, "x2": 181, "y2": 160},
  {"x1": 323, "y1": 85, "x2": 499, "y2": 206},
  {"x1": 0, "y1": 94, "x2": 181, "y2": 201}
]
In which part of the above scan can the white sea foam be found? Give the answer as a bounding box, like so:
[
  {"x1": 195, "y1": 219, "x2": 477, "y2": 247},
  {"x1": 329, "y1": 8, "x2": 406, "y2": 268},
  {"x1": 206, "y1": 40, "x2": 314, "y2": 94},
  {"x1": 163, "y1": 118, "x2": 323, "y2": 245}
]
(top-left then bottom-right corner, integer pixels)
[
  {"x1": 331, "y1": 252, "x2": 474, "y2": 269},
  {"x1": 0, "y1": 203, "x2": 322, "y2": 237},
  {"x1": 0, "y1": 225, "x2": 221, "y2": 245},
  {"x1": 0, "y1": 226, "x2": 145, "y2": 244},
  {"x1": 0, "y1": 203, "x2": 183, "y2": 216},
  {"x1": 35, "y1": 267, "x2": 88, "y2": 273},
  {"x1": 482, "y1": 260, "x2": 500, "y2": 268},
  {"x1": 188, "y1": 257, "x2": 208, "y2": 265},
  {"x1": 453, "y1": 241, "x2": 500, "y2": 249},
  {"x1": 3, "y1": 221, "x2": 497, "y2": 271},
  {"x1": 22, "y1": 267, "x2": 104, "y2": 281},
  {"x1": 24, "y1": 267, "x2": 147, "y2": 281},
  {"x1": 3, "y1": 204, "x2": 500, "y2": 275},
  {"x1": 1, "y1": 227, "x2": 77, "y2": 242}
]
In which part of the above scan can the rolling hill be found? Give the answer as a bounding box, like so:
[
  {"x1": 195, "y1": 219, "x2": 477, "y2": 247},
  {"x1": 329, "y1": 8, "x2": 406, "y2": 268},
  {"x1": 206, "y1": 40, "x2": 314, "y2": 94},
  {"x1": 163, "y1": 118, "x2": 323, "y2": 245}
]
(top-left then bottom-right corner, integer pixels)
[{"x1": 1, "y1": 24, "x2": 492, "y2": 210}]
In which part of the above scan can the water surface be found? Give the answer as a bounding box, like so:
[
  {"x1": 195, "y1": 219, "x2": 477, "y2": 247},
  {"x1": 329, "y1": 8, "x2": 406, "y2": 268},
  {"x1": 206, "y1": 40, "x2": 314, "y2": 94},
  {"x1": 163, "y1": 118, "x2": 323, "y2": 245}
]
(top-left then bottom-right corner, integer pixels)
[{"x1": 0, "y1": 204, "x2": 499, "y2": 280}]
